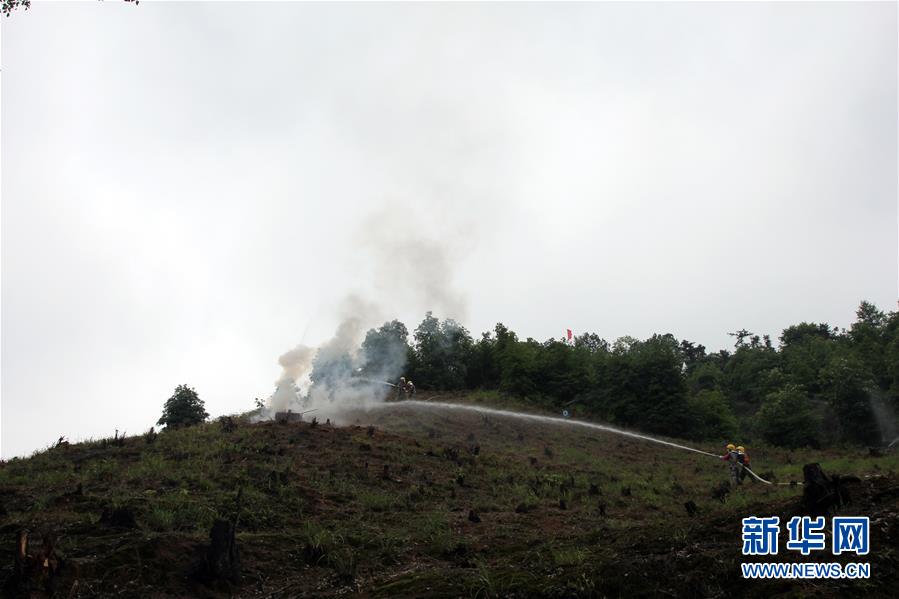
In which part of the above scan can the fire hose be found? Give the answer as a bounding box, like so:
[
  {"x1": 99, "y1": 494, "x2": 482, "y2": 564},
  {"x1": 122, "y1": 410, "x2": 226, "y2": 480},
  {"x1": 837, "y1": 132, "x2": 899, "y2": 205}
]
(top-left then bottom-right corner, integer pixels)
[
  {"x1": 732, "y1": 462, "x2": 799, "y2": 486},
  {"x1": 741, "y1": 465, "x2": 773, "y2": 485},
  {"x1": 681, "y1": 448, "x2": 785, "y2": 486},
  {"x1": 378, "y1": 399, "x2": 803, "y2": 486}
]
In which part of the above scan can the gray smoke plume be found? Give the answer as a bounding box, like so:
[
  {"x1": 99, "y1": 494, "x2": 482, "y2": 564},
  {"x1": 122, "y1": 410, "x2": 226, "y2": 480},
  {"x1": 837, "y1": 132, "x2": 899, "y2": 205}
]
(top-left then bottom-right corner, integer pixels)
[
  {"x1": 359, "y1": 205, "x2": 468, "y2": 323},
  {"x1": 276, "y1": 312, "x2": 409, "y2": 423},
  {"x1": 266, "y1": 345, "x2": 315, "y2": 416},
  {"x1": 261, "y1": 206, "x2": 465, "y2": 422}
]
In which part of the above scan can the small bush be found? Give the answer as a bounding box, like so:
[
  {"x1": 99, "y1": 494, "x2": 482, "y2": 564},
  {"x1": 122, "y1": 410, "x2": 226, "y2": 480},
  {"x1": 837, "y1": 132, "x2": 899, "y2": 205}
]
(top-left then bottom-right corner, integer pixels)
[{"x1": 301, "y1": 522, "x2": 334, "y2": 565}]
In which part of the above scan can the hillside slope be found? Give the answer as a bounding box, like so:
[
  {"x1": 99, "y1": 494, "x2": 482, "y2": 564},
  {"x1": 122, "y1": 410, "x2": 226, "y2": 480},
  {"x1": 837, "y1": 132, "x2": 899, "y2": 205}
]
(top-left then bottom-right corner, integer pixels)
[{"x1": 1, "y1": 395, "x2": 897, "y2": 597}]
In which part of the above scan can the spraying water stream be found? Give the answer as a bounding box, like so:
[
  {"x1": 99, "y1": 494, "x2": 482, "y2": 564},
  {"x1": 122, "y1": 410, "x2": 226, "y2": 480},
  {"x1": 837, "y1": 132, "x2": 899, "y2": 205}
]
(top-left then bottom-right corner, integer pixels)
[{"x1": 371, "y1": 399, "x2": 782, "y2": 485}]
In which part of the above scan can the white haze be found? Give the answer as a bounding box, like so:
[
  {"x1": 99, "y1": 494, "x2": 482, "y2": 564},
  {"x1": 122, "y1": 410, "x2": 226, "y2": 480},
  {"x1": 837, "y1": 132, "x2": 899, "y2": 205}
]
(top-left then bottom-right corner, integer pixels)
[
  {"x1": 262, "y1": 206, "x2": 468, "y2": 422},
  {"x1": 2, "y1": 2, "x2": 897, "y2": 457}
]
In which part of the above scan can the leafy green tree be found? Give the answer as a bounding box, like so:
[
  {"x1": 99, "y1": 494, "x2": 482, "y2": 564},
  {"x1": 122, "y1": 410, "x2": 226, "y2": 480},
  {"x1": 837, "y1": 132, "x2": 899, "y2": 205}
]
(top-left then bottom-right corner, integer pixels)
[
  {"x1": 885, "y1": 309, "x2": 899, "y2": 398},
  {"x1": 466, "y1": 331, "x2": 500, "y2": 389},
  {"x1": 678, "y1": 340, "x2": 707, "y2": 375},
  {"x1": 412, "y1": 312, "x2": 474, "y2": 389},
  {"x1": 498, "y1": 337, "x2": 540, "y2": 397},
  {"x1": 611, "y1": 336, "x2": 640, "y2": 355},
  {"x1": 821, "y1": 354, "x2": 879, "y2": 443},
  {"x1": 849, "y1": 301, "x2": 889, "y2": 388},
  {"x1": 854, "y1": 300, "x2": 886, "y2": 328},
  {"x1": 722, "y1": 344, "x2": 779, "y2": 410},
  {"x1": 158, "y1": 384, "x2": 208, "y2": 429},
  {"x1": 687, "y1": 389, "x2": 738, "y2": 441},
  {"x1": 2, "y1": 0, "x2": 138, "y2": 18},
  {"x1": 728, "y1": 329, "x2": 753, "y2": 349},
  {"x1": 597, "y1": 335, "x2": 690, "y2": 435},
  {"x1": 531, "y1": 339, "x2": 595, "y2": 403},
  {"x1": 493, "y1": 323, "x2": 518, "y2": 351},
  {"x1": 301, "y1": 299, "x2": 897, "y2": 447},
  {"x1": 754, "y1": 385, "x2": 819, "y2": 448},
  {"x1": 359, "y1": 320, "x2": 410, "y2": 381},
  {"x1": 2, "y1": 0, "x2": 30, "y2": 18},
  {"x1": 687, "y1": 362, "x2": 723, "y2": 394},
  {"x1": 574, "y1": 332, "x2": 610, "y2": 354},
  {"x1": 779, "y1": 322, "x2": 834, "y2": 348},
  {"x1": 707, "y1": 349, "x2": 731, "y2": 371},
  {"x1": 780, "y1": 333, "x2": 834, "y2": 394}
]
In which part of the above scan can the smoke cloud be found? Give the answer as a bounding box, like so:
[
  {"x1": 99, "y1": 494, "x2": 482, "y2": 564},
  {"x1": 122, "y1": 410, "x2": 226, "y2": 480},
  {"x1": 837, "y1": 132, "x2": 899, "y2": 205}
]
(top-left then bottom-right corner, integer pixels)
[
  {"x1": 268, "y1": 345, "x2": 315, "y2": 414},
  {"x1": 360, "y1": 207, "x2": 468, "y2": 323},
  {"x1": 261, "y1": 211, "x2": 466, "y2": 422}
]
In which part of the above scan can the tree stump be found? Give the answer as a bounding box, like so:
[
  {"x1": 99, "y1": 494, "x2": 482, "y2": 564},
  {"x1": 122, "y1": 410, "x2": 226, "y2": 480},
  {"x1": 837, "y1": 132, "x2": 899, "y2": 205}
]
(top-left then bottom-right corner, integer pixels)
[
  {"x1": 6, "y1": 530, "x2": 64, "y2": 596},
  {"x1": 711, "y1": 481, "x2": 730, "y2": 503},
  {"x1": 801, "y1": 463, "x2": 857, "y2": 517},
  {"x1": 201, "y1": 520, "x2": 241, "y2": 583},
  {"x1": 14, "y1": 530, "x2": 27, "y2": 580},
  {"x1": 219, "y1": 416, "x2": 237, "y2": 433},
  {"x1": 100, "y1": 506, "x2": 138, "y2": 529}
]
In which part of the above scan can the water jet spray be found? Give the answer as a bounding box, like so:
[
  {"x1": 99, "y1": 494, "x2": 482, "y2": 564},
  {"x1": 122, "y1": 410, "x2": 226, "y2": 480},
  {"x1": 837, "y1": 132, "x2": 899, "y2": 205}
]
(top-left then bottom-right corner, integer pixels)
[{"x1": 374, "y1": 400, "x2": 790, "y2": 485}]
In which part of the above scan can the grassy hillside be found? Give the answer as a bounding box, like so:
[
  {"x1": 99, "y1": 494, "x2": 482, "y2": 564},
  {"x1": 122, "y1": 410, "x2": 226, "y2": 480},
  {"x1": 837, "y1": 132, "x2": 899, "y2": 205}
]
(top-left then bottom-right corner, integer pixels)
[{"x1": 1, "y1": 393, "x2": 897, "y2": 597}]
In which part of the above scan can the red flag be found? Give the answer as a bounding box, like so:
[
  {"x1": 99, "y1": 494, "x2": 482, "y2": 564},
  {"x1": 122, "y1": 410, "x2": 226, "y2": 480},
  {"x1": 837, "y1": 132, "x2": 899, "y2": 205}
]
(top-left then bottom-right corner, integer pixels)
[{"x1": 567, "y1": 329, "x2": 573, "y2": 341}]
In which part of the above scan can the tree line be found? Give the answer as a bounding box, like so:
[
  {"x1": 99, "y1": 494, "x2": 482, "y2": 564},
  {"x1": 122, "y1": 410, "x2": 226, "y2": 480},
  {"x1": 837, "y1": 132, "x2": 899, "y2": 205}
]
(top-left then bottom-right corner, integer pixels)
[{"x1": 356, "y1": 301, "x2": 899, "y2": 448}]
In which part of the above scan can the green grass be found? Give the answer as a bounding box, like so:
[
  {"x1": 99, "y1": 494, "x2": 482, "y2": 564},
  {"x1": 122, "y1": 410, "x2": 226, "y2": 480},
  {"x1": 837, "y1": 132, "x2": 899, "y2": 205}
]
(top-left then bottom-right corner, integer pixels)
[
  {"x1": 358, "y1": 489, "x2": 396, "y2": 512},
  {"x1": 0, "y1": 400, "x2": 896, "y2": 598},
  {"x1": 551, "y1": 546, "x2": 588, "y2": 567}
]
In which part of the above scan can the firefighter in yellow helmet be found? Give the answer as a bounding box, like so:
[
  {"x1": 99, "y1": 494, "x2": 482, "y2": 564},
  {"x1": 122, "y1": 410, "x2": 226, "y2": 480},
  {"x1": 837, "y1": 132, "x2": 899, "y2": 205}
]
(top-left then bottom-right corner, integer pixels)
[
  {"x1": 721, "y1": 443, "x2": 742, "y2": 485},
  {"x1": 736, "y1": 446, "x2": 750, "y2": 482}
]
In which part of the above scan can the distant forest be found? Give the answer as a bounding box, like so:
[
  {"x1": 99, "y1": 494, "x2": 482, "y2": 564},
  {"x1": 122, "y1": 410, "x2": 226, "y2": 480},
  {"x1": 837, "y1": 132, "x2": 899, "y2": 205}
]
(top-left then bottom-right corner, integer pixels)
[{"x1": 349, "y1": 301, "x2": 899, "y2": 448}]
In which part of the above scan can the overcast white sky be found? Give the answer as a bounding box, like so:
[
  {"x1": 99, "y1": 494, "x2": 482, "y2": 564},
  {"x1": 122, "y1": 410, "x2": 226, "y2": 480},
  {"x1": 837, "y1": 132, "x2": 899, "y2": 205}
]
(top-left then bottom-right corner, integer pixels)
[{"x1": 2, "y1": 2, "x2": 897, "y2": 457}]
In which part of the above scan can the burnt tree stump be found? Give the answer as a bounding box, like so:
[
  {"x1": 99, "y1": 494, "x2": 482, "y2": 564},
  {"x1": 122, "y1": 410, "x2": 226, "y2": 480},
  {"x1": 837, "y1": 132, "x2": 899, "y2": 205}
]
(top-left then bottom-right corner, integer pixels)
[
  {"x1": 201, "y1": 520, "x2": 241, "y2": 583},
  {"x1": 219, "y1": 416, "x2": 237, "y2": 433},
  {"x1": 197, "y1": 489, "x2": 243, "y2": 585},
  {"x1": 100, "y1": 506, "x2": 138, "y2": 529},
  {"x1": 14, "y1": 530, "x2": 27, "y2": 580},
  {"x1": 711, "y1": 481, "x2": 730, "y2": 503},
  {"x1": 801, "y1": 463, "x2": 859, "y2": 517},
  {"x1": 6, "y1": 530, "x2": 64, "y2": 596}
]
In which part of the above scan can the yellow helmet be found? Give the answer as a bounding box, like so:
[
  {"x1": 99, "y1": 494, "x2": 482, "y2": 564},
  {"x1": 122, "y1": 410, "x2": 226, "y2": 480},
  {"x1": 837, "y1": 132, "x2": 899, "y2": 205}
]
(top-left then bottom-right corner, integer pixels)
[
  {"x1": 726, "y1": 444, "x2": 735, "y2": 451},
  {"x1": 737, "y1": 446, "x2": 745, "y2": 452}
]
